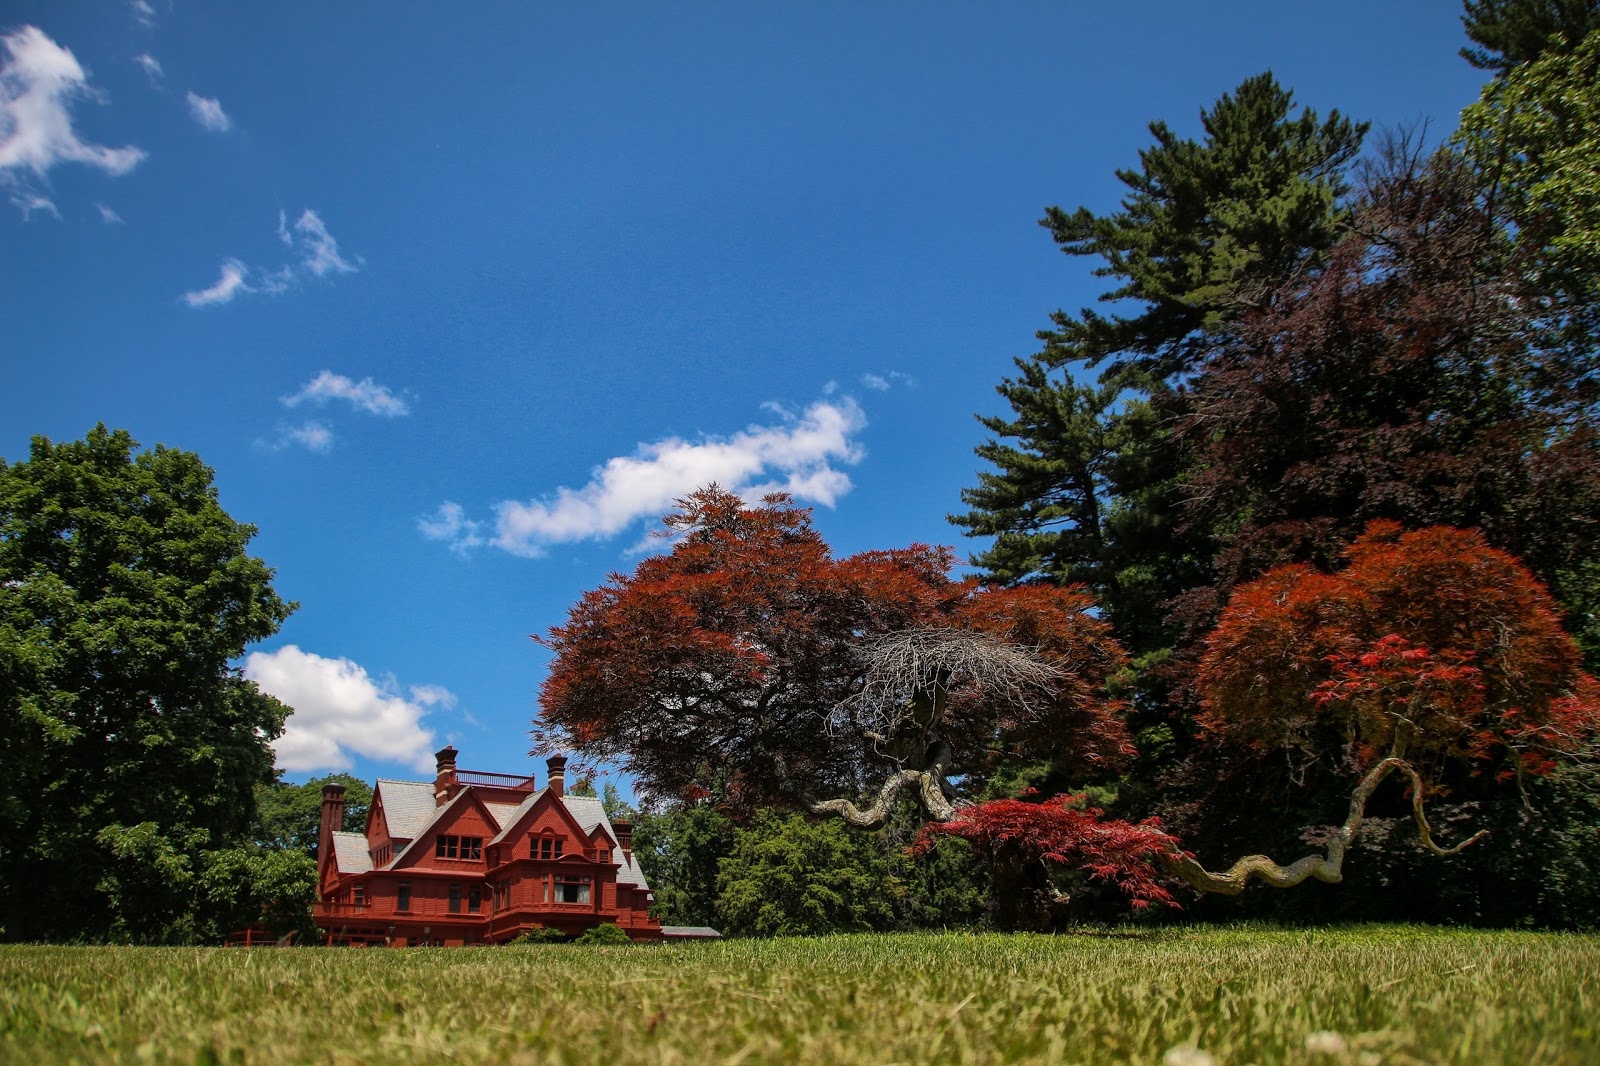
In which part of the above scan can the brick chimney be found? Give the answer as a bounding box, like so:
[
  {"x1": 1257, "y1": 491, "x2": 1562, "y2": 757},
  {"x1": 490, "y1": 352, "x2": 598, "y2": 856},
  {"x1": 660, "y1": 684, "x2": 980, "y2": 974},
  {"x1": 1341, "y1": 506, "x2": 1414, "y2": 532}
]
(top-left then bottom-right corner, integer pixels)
[
  {"x1": 613, "y1": 818, "x2": 632, "y2": 865},
  {"x1": 545, "y1": 755, "x2": 567, "y2": 798},
  {"x1": 318, "y1": 783, "x2": 346, "y2": 880},
  {"x1": 434, "y1": 745, "x2": 459, "y2": 805}
]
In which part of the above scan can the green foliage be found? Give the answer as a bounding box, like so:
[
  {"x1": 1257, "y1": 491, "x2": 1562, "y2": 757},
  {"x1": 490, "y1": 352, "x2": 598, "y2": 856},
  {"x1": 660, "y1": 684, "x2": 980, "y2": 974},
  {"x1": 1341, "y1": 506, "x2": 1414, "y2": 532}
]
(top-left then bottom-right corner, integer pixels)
[
  {"x1": 0, "y1": 426, "x2": 294, "y2": 942},
  {"x1": 715, "y1": 811, "x2": 896, "y2": 937},
  {"x1": 572, "y1": 922, "x2": 633, "y2": 945},
  {"x1": 507, "y1": 925, "x2": 567, "y2": 945},
  {"x1": 629, "y1": 801, "x2": 734, "y2": 928},
  {"x1": 253, "y1": 774, "x2": 372, "y2": 856},
  {"x1": 1457, "y1": 27, "x2": 1600, "y2": 322},
  {"x1": 196, "y1": 846, "x2": 316, "y2": 941},
  {"x1": 1460, "y1": 0, "x2": 1600, "y2": 72}
]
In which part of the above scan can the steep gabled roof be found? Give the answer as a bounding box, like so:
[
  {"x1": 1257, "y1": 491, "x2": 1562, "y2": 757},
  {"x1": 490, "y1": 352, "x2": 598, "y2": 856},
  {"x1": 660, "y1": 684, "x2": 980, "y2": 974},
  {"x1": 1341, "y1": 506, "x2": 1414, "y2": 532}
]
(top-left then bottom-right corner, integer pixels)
[
  {"x1": 330, "y1": 831, "x2": 373, "y2": 874},
  {"x1": 486, "y1": 787, "x2": 551, "y2": 846},
  {"x1": 385, "y1": 785, "x2": 501, "y2": 870},
  {"x1": 563, "y1": 795, "x2": 611, "y2": 839},
  {"x1": 366, "y1": 775, "x2": 651, "y2": 892},
  {"x1": 374, "y1": 779, "x2": 436, "y2": 840},
  {"x1": 483, "y1": 801, "x2": 521, "y2": 831}
]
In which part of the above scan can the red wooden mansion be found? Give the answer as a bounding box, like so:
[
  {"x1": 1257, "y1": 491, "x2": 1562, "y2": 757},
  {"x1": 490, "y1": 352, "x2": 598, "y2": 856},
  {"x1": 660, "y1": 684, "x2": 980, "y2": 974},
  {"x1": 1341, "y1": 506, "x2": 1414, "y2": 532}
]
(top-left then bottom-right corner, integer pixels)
[{"x1": 314, "y1": 747, "x2": 663, "y2": 945}]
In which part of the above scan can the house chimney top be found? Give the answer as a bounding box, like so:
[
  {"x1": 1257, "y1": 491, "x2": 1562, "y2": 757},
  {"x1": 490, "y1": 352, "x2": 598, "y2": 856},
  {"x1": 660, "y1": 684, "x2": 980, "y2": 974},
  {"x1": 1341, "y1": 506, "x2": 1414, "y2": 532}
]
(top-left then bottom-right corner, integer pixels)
[
  {"x1": 318, "y1": 784, "x2": 347, "y2": 879},
  {"x1": 546, "y1": 755, "x2": 567, "y2": 798},
  {"x1": 613, "y1": 818, "x2": 632, "y2": 863},
  {"x1": 434, "y1": 745, "x2": 460, "y2": 805}
]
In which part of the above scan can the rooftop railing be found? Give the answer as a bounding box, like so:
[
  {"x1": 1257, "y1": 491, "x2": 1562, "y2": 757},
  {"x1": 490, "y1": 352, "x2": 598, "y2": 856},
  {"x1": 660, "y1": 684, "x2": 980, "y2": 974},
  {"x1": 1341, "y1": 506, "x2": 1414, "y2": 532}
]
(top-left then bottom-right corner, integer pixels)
[{"x1": 455, "y1": 770, "x2": 536, "y2": 789}]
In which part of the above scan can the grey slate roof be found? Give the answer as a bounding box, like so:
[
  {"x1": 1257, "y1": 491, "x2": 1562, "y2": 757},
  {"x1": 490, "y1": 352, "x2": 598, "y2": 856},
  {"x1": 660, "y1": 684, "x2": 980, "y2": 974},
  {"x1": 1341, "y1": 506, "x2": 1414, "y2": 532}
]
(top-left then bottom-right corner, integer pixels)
[
  {"x1": 375, "y1": 779, "x2": 437, "y2": 840},
  {"x1": 486, "y1": 787, "x2": 547, "y2": 846},
  {"x1": 330, "y1": 831, "x2": 373, "y2": 873},
  {"x1": 384, "y1": 785, "x2": 478, "y2": 870},
  {"x1": 661, "y1": 926, "x2": 722, "y2": 939}
]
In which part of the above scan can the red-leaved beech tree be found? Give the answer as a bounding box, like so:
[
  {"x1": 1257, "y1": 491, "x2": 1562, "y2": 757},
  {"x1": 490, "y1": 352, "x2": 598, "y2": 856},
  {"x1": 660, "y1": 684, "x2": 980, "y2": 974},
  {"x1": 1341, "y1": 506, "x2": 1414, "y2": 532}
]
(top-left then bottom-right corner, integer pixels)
[{"x1": 536, "y1": 487, "x2": 1133, "y2": 828}]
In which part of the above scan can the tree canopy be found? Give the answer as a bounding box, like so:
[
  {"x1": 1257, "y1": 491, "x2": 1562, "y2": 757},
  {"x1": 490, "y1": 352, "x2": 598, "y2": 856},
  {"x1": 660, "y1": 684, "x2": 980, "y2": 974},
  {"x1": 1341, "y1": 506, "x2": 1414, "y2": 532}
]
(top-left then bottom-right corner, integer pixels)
[
  {"x1": 536, "y1": 486, "x2": 1132, "y2": 829},
  {"x1": 1199, "y1": 523, "x2": 1598, "y2": 772},
  {"x1": 0, "y1": 426, "x2": 294, "y2": 941}
]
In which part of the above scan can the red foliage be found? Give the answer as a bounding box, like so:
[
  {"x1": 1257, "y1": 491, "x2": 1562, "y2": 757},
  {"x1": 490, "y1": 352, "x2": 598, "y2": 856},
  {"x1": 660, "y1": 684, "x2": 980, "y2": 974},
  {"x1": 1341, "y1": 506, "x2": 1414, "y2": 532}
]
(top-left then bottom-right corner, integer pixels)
[
  {"x1": 915, "y1": 795, "x2": 1182, "y2": 909},
  {"x1": 1199, "y1": 521, "x2": 1600, "y2": 771},
  {"x1": 537, "y1": 486, "x2": 1132, "y2": 806}
]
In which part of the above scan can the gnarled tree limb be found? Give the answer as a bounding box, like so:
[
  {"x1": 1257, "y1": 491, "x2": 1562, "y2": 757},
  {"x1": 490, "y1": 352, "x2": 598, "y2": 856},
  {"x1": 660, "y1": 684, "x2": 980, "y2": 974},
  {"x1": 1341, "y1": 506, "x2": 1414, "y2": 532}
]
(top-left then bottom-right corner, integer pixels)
[
  {"x1": 775, "y1": 742, "x2": 960, "y2": 829},
  {"x1": 1159, "y1": 756, "x2": 1488, "y2": 895}
]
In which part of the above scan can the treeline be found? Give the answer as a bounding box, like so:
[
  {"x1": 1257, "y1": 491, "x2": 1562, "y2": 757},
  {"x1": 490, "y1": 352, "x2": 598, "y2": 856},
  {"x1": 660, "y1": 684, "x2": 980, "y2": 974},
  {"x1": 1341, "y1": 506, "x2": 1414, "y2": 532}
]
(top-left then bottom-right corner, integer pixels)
[
  {"x1": 611, "y1": 2, "x2": 1600, "y2": 933},
  {"x1": 944, "y1": 2, "x2": 1600, "y2": 927}
]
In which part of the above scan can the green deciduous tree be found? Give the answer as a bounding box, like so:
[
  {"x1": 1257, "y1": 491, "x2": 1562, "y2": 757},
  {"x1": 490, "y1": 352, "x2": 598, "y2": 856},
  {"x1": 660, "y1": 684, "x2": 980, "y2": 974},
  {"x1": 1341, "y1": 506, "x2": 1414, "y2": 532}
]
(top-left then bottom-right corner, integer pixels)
[
  {"x1": 715, "y1": 811, "x2": 896, "y2": 937},
  {"x1": 626, "y1": 799, "x2": 735, "y2": 929},
  {"x1": 1457, "y1": 27, "x2": 1600, "y2": 368},
  {"x1": 0, "y1": 426, "x2": 294, "y2": 942},
  {"x1": 254, "y1": 773, "x2": 372, "y2": 857}
]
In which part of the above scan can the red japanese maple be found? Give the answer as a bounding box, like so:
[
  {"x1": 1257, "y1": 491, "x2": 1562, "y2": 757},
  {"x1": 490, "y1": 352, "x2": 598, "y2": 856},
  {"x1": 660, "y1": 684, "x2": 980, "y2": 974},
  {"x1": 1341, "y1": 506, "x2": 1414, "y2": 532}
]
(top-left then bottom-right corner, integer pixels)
[
  {"x1": 1198, "y1": 521, "x2": 1598, "y2": 773},
  {"x1": 915, "y1": 795, "x2": 1182, "y2": 909}
]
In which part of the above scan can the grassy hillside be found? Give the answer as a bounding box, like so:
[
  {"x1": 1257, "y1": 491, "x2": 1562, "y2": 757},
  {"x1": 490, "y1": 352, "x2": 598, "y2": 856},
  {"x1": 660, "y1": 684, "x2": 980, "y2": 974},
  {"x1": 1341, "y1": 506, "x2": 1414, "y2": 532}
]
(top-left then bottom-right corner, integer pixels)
[{"x1": 1, "y1": 927, "x2": 1595, "y2": 1064}]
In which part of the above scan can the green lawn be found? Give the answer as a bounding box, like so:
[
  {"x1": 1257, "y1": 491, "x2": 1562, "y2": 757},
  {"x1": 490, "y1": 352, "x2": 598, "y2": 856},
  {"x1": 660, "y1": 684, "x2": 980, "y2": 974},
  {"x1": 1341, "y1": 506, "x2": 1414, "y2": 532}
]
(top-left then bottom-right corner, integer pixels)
[{"x1": 1, "y1": 927, "x2": 1595, "y2": 1064}]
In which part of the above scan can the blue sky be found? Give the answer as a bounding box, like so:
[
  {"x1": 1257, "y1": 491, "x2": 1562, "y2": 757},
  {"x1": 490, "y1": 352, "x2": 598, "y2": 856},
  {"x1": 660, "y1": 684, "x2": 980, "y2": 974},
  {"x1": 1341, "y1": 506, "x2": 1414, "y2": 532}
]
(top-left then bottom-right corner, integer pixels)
[{"x1": 2, "y1": 2, "x2": 1492, "y2": 797}]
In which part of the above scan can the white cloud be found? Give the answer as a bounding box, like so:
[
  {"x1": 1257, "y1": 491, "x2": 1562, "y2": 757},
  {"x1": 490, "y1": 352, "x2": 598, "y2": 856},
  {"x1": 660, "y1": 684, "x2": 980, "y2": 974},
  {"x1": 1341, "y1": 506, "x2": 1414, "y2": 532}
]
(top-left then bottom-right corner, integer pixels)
[
  {"x1": 95, "y1": 201, "x2": 122, "y2": 224},
  {"x1": 133, "y1": 53, "x2": 162, "y2": 84},
  {"x1": 418, "y1": 502, "x2": 484, "y2": 553},
  {"x1": 182, "y1": 258, "x2": 248, "y2": 306},
  {"x1": 282, "y1": 421, "x2": 334, "y2": 452},
  {"x1": 185, "y1": 91, "x2": 231, "y2": 132},
  {"x1": 129, "y1": 1, "x2": 157, "y2": 28},
  {"x1": 0, "y1": 26, "x2": 146, "y2": 216},
  {"x1": 254, "y1": 420, "x2": 335, "y2": 453},
  {"x1": 182, "y1": 210, "x2": 359, "y2": 307},
  {"x1": 409, "y1": 684, "x2": 457, "y2": 709},
  {"x1": 244, "y1": 645, "x2": 442, "y2": 774},
  {"x1": 428, "y1": 398, "x2": 867, "y2": 557},
  {"x1": 283, "y1": 370, "x2": 410, "y2": 416}
]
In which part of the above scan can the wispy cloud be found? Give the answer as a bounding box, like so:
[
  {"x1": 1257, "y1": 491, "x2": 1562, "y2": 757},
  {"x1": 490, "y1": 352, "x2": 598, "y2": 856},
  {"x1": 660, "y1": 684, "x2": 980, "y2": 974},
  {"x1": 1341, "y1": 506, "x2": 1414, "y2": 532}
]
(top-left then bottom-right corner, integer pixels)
[
  {"x1": 183, "y1": 258, "x2": 248, "y2": 307},
  {"x1": 861, "y1": 371, "x2": 916, "y2": 391},
  {"x1": 244, "y1": 645, "x2": 442, "y2": 774},
  {"x1": 185, "y1": 91, "x2": 231, "y2": 132},
  {"x1": 95, "y1": 201, "x2": 123, "y2": 224},
  {"x1": 282, "y1": 209, "x2": 356, "y2": 276},
  {"x1": 283, "y1": 370, "x2": 409, "y2": 416},
  {"x1": 182, "y1": 210, "x2": 360, "y2": 307},
  {"x1": 129, "y1": 0, "x2": 157, "y2": 28},
  {"x1": 423, "y1": 398, "x2": 868, "y2": 557},
  {"x1": 417, "y1": 502, "x2": 484, "y2": 554},
  {"x1": 133, "y1": 53, "x2": 162, "y2": 84},
  {"x1": 282, "y1": 421, "x2": 333, "y2": 453},
  {"x1": 0, "y1": 26, "x2": 146, "y2": 217},
  {"x1": 10, "y1": 191, "x2": 58, "y2": 220}
]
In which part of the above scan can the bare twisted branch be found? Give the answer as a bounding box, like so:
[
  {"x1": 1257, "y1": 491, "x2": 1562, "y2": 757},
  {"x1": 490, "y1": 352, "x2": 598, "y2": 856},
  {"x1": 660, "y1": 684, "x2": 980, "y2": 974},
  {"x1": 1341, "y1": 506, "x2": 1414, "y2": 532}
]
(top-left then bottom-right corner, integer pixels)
[{"x1": 1160, "y1": 756, "x2": 1488, "y2": 895}]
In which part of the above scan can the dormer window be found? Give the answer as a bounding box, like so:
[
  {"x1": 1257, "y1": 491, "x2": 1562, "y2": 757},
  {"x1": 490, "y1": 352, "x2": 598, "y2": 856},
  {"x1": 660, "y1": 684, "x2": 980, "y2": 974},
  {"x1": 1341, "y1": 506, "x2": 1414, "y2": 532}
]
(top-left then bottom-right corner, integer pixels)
[
  {"x1": 435, "y1": 835, "x2": 482, "y2": 861},
  {"x1": 534, "y1": 836, "x2": 565, "y2": 860}
]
